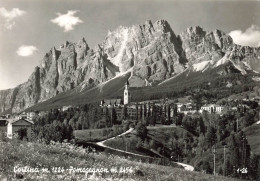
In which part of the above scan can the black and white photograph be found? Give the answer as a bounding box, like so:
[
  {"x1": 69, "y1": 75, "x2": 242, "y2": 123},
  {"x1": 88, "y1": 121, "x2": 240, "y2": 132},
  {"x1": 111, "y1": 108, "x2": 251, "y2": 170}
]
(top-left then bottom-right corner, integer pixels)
[{"x1": 0, "y1": 0, "x2": 259, "y2": 180}]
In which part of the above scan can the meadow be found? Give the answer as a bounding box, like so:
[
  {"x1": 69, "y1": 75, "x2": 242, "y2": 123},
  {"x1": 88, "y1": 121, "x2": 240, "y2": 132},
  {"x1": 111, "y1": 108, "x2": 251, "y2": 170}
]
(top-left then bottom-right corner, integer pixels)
[
  {"x1": 0, "y1": 139, "x2": 244, "y2": 181},
  {"x1": 244, "y1": 123, "x2": 260, "y2": 156}
]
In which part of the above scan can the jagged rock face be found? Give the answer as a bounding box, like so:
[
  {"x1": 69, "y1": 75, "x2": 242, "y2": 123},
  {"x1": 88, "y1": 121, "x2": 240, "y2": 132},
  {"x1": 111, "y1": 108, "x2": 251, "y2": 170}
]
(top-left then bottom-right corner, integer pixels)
[
  {"x1": 0, "y1": 19, "x2": 259, "y2": 113},
  {"x1": 0, "y1": 89, "x2": 16, "y2": 113},
  {"x1": 179, "y1": 26, "x2": 233, "y2": 65},
  {"x1": 102, "y1": 20, "x2": 185, "y2": 84},
  {"x1": 38, "y1": 39, "x2": 116, "y2": 101},
  {"x1": 227, "y1": 45, "x2": 260, "y2": 73},
  {"x1": 179, "y1": 26, "x2": 259, "y2": 73}
]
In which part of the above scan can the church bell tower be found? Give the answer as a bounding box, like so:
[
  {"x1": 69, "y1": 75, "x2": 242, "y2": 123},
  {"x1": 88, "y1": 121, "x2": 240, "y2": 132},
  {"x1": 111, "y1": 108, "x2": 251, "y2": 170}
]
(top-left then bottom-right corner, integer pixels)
[{"x1": 124, "y1": 80, "x2": 131, "y2": 105}]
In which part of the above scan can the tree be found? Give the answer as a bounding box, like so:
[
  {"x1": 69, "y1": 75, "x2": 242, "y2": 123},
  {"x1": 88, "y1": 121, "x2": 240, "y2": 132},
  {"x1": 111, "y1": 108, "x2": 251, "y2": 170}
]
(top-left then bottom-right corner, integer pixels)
[
  {"x1": 202, "y1": 161, "x2": 213, "y2": 174},
  {"x1": 229, "y1": 134, "x2": 240, "y2": 170},
  {"x1": 121, "y1": 105, "x2": 127, "y2": 120},
  {"x1": 191, "y1": 93, "x2": 202, "y2": 111},
  {"x1": 135, "y1": 103, "x2": 139, "y2": 120},
  {"x1": 147, "y1": 102, "x2": 151, "y2": 117},
  {"x1": 135, "y1": 122, "x2": 147, "y2": 140},
  {"x1": 111, "y1": 107, "x2": 117, "y2": 125},
  {"x1": 205, "y1": 126, "x2": 217, "y2": 148},
  {"x1": 167, "y1": 104, "x2": 171, "y2": 124},
  {"x1": 144, "y1": 104, "x2": 147, "y2": 119},
  {"x1": 217, "y1": 118, "x2": 229, "y2": 141},
  {"x1": 198, "y1": 117, "x2": 206, "y2": 135},
  {"x1": 139, "y1": 105, "x2": 143, "y2": 121}
]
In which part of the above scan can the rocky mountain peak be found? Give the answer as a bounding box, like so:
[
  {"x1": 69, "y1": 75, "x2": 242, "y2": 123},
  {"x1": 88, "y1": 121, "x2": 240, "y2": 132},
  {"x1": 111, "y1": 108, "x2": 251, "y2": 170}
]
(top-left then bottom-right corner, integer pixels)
[
  {"x1": 0, "y1": 20, "x2": 259, "y2": 114},
  {"x1": 186, "y1": 26, "x2": 205, "y2": 36},
  {"x1": 153, "y1": 19, "x2": 174, "y2": 33}
]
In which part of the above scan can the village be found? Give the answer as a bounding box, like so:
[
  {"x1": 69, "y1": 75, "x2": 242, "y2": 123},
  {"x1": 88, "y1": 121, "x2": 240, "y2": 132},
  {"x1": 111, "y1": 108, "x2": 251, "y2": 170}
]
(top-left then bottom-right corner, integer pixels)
[{"x1": 0, "y1": 80, "x2": 258, "y2": 142}]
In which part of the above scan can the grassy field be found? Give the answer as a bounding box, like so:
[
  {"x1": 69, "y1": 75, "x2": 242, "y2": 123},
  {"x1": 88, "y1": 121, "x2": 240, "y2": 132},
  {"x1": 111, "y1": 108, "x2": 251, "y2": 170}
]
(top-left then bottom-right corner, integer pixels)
[
  {"x1": 105, "y1": 126, "x2": 197, "y2": 160},
  {"x1": 244, "y1": 123, "x2": 260, "y2": 156},
  {"x1": 0, "y1": 140, "x2": 244, "y2": 181},
  {"x1": 147, "y1": 126, "x2": 195, "y2": 143},
  {"x1": 74, "y1": 128, "x2": 115, "y2": 142},
  {"x1": 104, "y1": 133, "x2": 151, "y2": 156},
  {"x1": 74, "y1": 125, "x2": 125, "y2": 142}
]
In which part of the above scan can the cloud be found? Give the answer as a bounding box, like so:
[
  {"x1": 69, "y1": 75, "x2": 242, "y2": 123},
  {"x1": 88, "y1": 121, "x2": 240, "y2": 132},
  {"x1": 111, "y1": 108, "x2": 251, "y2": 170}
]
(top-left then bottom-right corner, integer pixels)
[
  {"x1": 16, "y1": 45, "x2": 38, "y2": 57},
  {"x1": 0, "y1": 7, "x2": 26, "y2": 30},
  {"x1": 229, "y1": 25, "x2": 260, "y2": 47},
  {"x1": 51, "y1": 10, "x2": 83, "y2": 32}
]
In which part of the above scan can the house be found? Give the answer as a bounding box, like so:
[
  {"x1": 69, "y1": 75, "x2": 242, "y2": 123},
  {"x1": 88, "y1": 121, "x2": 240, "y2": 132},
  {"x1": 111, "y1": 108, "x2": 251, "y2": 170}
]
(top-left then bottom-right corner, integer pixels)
[
  {"x1": 200, "y1": 104, "x2": 224, "y2": 113},
  {"x1": 215, "y1": 105, "x2": 224, "y2": 113},
  {"x1": 176, "y1": 103, "x2": 196, "y2": 114},
  {"x1": 100, "y1": 99, "x2": 122, "y2": 108},
  {"x1": 7, "y1": 119, "x2": 34, "y2": 141}
]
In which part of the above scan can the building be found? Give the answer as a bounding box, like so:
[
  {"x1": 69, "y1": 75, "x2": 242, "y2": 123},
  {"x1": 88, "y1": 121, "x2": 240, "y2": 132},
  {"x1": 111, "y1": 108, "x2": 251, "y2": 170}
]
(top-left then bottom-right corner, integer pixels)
[
  {"x1": 215, "y1": 105, "x2": 224, "y2": 113},
  {"x1": 200, "y1": 104, "x2": 224, "y2": 113},
  {"x1": 100, "y1": 99, "x2": 122, "y2": 108},
  {"x1": 176, "y1": 103, "x2": 196, "y2": 114},
  {"x1": 7, "y1": 119, "x2": 34, "y2": 141},
  {"x1": 100, "y1": 79, "x2": 139, "y2": 120}
]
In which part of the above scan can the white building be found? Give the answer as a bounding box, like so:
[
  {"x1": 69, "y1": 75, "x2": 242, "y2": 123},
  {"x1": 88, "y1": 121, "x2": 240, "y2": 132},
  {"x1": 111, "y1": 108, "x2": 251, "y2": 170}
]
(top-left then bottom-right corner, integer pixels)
[
  {"x1": 7, "y1": 119, "x2": 34, "y2": 141},
  {"x1": 176, "y1": 103, "x2": 195, "y2": 113},
  {"x1": 200, "y1": 104, "x2": 224, "y2": 113},
  {"x1": 215, "y1": 105, "x2": 224, "y2": 113}
]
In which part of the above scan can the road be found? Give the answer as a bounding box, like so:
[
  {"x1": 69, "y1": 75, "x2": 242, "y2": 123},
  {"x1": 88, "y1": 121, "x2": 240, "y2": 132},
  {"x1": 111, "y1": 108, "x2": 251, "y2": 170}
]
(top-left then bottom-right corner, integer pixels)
[
  {"x1": 147, "y1": 124, "x2": 176, "y2": 130},
  {"x1": 96, "y1": 128, "x2": 155, "y2": 158},
  {"x1": 96, "y1": 127, "x2": 194, "y2": 171}
]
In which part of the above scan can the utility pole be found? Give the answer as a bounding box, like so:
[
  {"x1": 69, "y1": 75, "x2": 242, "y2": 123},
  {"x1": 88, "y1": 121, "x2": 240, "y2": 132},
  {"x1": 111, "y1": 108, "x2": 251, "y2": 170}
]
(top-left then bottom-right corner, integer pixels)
[
  {"x1": 224, "y1": 145, "x2": 226, "y2": 176},
  {"x1": 236, "y1": 119, "x2": 239, "y2": 132},
  {"x1": 213, "y1": 145, "x2": 216, "y2": 176},
  {"x1": 163, "y1": 144, "x2": 165, "y2": 166}
]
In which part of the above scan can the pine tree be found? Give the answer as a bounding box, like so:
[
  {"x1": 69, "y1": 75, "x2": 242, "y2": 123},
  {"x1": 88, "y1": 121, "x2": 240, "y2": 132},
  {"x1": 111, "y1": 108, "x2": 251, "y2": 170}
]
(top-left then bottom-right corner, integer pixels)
[
  {"x1": 205, "y1": 126, "x2": 217, "y2": 148},
  {"x1": 135, "y1": 103, "x2": 139, "y2": 120},
  {"x1": 229, "y1": 134, "x2": 240, "y2": 170},
  {"x1": 111, "y1": 107, "x2": 117, "y2": 125}
]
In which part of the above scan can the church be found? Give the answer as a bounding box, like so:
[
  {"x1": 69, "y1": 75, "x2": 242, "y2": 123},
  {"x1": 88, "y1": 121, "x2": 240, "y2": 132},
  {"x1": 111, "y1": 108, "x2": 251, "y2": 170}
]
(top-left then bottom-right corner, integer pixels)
[
  {"x1": 99, "y1": 80, "x2": 175, "y2": 122},
  {"x1": 100, "y1": 80, "x2": 142, "y2": 120},
  {"x1": 100, "y1": 80, "x2": 132, "y2": 107}
]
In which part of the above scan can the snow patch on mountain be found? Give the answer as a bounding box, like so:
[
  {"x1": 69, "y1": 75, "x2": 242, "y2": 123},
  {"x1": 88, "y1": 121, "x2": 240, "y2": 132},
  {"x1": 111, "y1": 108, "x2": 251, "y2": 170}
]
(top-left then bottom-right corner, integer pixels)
[
  {"x1": 192, "y1": 61, "x2": 210, "y2": 71},
  {"x1": 230, "y1": 60, "x2": 247, "y2": 75},
  {"x1": 107, "y1": 28, "x2": 129, "y2": 72},
  {"x1": 214, "y1": 55, "x2": 229, "y2": 67}
]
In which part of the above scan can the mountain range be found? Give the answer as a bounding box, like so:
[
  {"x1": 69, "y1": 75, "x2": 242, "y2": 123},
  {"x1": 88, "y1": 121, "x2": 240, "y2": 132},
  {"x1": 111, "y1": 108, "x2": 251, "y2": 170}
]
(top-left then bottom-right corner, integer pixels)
[{"x1": 0, "y1": 19, "x2": 259, "y2": 114}]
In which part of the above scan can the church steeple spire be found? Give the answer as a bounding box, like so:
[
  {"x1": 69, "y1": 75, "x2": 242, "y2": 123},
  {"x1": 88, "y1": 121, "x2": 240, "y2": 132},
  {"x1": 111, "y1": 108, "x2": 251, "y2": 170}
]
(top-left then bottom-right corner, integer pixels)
[{"x1": 124, "y1": 79, "x2": 131, "y2": 105}]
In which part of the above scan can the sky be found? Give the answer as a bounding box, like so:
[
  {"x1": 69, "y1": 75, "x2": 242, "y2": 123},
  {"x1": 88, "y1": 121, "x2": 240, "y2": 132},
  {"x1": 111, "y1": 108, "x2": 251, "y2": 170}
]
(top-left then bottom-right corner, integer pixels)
[{"x1": 0, "y1": 0, "x2": 259, "y2": 90}]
